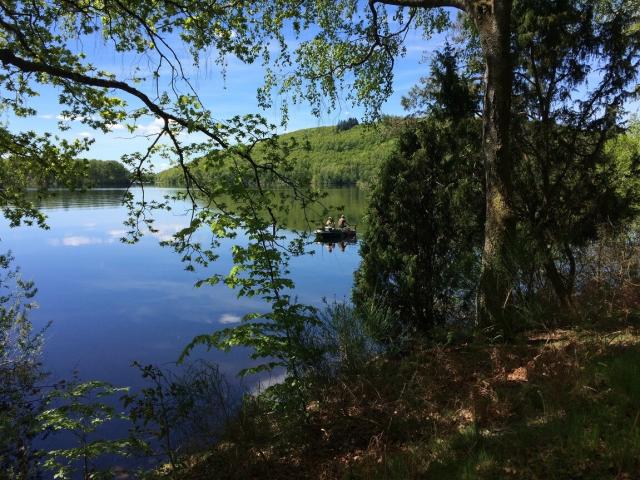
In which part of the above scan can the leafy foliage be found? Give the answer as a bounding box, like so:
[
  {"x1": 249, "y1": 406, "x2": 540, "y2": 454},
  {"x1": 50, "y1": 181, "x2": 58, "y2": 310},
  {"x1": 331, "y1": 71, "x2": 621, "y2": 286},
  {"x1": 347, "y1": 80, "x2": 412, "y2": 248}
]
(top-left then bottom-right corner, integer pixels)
[
  {"x1": 401, "y1": 43, "x2": 480, "y2": 118},
  {"x1": 505, "y1": 0, "x2": 640, "y2": 311},
  {"x1": 357, "y1": 3, "x2": 640, "y2": 335},
  {"x1": 0, "y1": 132, "x2": 89, "y2": 228},
  {"x1": 155, "y1": 123, "x2": 396, "y2": 188},
  {"x1": 39, "y1": 380, "x2": 131, "y2": 480},
  {"x1": 84, "y1": 160, "x2": 131, "y2": 188},
  {"x1": 0, "y1": 0, "x2": 338, "y2": 395},
  {"x1": 354, "y1": 46, "x2": 483, "y2": 336},
  {"x1": 0, "y1": 5, "x2": 639, "y2": 473},
  {"x1": 0, "y1": 251, "x2": 44, "y2": 477}
]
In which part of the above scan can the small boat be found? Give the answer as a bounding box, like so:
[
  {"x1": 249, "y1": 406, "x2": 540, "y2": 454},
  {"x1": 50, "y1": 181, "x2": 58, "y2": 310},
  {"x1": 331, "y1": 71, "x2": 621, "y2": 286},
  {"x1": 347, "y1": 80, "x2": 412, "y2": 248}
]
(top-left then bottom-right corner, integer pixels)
[{"x1": 314, "y1": 227, "x2": 357, "y2": 243}]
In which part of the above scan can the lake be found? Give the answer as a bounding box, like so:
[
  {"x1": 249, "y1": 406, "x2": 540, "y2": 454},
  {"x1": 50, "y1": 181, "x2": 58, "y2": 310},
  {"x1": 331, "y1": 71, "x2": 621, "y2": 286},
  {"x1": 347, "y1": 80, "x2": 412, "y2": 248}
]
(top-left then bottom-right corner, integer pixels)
[{"x1": 1, "y1": 187, "x2": 368, "y2": 391}]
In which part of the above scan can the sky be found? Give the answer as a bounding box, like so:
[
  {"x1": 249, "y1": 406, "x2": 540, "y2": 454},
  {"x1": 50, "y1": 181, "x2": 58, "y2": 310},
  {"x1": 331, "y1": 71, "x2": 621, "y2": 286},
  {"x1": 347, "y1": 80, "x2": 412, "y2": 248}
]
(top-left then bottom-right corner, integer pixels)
[
  {"x1": 3, "y1": 7, "x2": 638, "y2": 172},
  {"x1": 2, "y1": 16, "x2": 450, "y2": 171}
]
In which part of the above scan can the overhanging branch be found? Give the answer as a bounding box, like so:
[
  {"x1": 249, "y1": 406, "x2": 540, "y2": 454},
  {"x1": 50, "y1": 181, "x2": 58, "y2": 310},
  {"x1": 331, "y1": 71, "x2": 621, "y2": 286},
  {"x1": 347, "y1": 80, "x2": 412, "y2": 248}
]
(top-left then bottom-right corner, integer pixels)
[
  {"x1": 0, "y1": 47, "x2": 317, "y2": 231},
  {"x1": 0, "y1": 48, "x2": 230, "y2": 150},
  {"x1": 376, "y1": 0, "x2": 466, "y2": 11}
]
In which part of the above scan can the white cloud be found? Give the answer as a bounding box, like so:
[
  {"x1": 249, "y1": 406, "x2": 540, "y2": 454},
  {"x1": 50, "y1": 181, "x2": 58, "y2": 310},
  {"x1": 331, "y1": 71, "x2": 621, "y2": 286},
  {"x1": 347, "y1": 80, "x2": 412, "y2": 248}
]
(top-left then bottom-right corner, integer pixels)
[
  {"x1": 135, "y1": 118, "x2": 165, "y2": 135},
  {"x1": 49, "y1": 236, "x2": 104, "y2": 247},
  {"x1": 77, "y1": 131, "x2": 93, "y2": 139},
  {"x1": 108, "y1": 229, "x2": 127, "y2": 239},
  {"x1": 107, "y1": 123, "x2": 126, "y2": 131},
  {"x1": 39, "y1": 114, "x2": 55, "y2": 120},
  {"x1": 148, "y1": 222, "x2": 187, "y2": 242},
  {"x1": 219, "y1": 313, "x2": 242, "y2": 324}
]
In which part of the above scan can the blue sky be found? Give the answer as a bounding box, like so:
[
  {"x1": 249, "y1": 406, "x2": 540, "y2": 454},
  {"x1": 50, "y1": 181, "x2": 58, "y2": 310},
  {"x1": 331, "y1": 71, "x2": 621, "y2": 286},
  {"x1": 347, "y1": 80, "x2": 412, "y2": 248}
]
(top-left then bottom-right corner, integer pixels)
[
  {"x1": 3, "y1": 8, "x2": 638, "y2": 172},
  {"x1": 3, "y1": 23, "x2": 449, "y2": 171}
]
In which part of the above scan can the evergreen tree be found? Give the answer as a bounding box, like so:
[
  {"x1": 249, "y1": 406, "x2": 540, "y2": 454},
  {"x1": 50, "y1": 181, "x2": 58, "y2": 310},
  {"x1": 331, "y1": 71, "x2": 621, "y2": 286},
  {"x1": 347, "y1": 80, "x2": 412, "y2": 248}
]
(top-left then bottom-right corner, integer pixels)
[
  {"x1": 508, "y1": 0, "x2": 640, "y2": 310},
  {"x1": 335, "y1": 118, "x2": 359, "y2": 132},
  {"x1": 354, "y1": 46, "x2": 483, "y2": 335}
]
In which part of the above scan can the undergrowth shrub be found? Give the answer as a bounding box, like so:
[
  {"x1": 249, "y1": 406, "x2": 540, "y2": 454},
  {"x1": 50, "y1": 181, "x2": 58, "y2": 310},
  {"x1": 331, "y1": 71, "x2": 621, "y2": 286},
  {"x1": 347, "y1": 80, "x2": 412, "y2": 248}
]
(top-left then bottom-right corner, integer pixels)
[
  {"x1": 511, "y1": 223, "x2": 640, "y2": 331},
  {"x1": 314, "y1": 301, "x2": 385, "y2": 375},
  {"x1": 124, "y1": 360, "x2": 242, "y2": 474},
  {"x1": 574, "y1": 224, "x2": 640, "y2": 324}
]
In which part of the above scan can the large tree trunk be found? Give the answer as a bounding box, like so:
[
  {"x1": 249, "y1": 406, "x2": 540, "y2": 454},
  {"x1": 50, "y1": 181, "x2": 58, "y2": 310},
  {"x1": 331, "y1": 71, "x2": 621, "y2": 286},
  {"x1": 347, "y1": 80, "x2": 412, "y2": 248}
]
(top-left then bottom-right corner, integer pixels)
[
  {"x1": 471, "y1": 0, "x2": 516, "y2": 332},
  {"x1": 380, "y1": 0, "x2": 517, "y2": 331}
]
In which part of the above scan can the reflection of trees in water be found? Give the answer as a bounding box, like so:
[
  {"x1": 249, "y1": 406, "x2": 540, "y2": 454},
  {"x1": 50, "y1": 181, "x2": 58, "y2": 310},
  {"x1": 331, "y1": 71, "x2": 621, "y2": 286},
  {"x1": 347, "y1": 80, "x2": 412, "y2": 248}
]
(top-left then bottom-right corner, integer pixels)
[
  {"x1": 28, "y1": 188, "x2": 129, "y2": 210},
  {"x1": 0, "y1": 250, "x2": 45, "y2": 475},
  {"x1": 299, "y1": 188, "x2": 368, "y2": 232},
  {"x1": 28, "y1": 186, "x2": 370, "y2": 232},
  {"x1": 194, "y1": 187, "x2": 369, "y2": 232}
]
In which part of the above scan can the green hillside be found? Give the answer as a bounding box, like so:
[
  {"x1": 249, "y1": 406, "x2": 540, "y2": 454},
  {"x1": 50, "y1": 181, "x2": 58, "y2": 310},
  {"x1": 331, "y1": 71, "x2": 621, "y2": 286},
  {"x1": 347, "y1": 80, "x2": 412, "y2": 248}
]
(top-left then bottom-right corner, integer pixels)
[
  {"x1": 84, "y1": 159, "x2": 130, "y2": 187},
  {"x1": 154, "y1": 123, "x2": 397, "y2": 188}
]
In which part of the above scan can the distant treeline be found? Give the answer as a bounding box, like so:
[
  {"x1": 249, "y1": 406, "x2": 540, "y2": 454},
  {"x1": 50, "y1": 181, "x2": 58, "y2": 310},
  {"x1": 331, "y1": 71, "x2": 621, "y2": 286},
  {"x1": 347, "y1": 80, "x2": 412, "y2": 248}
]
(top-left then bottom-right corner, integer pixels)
[
  {"x1": 154, "y1": 122, "x2": 399, "y2": 188},
  {"x1": 22, "y1": 159, "x2": 132, "y2": 189},
  {"x1": 83, "y1": 160, "x2": 130, "y2": 187},
  {"x1": 335, "y1": 117, "x2": 359, "y2": 132}
]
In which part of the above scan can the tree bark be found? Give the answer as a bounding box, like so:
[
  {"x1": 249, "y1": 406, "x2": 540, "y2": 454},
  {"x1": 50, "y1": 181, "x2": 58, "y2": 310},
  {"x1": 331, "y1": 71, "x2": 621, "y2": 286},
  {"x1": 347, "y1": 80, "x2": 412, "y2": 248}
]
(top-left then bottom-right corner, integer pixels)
[
  {"x1": 379, "y1": 0, "x2": 517, "y2": 331},
  {"x1": 538, "y1": 233, "x2": 575, "y2": 310},
  {"x1": 471, "y1": 0, "x2": 516, "y2": 332}
]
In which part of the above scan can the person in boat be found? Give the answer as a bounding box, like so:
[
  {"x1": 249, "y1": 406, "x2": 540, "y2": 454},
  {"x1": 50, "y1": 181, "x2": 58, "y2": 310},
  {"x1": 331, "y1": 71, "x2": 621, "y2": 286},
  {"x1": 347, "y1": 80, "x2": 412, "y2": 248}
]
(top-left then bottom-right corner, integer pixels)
[
  {"x1": 325, "y1": 216, "x2": 335, "y2": 229},
  {"x1": 337, "y1": 214, "x2": 348, "y2": 229}
]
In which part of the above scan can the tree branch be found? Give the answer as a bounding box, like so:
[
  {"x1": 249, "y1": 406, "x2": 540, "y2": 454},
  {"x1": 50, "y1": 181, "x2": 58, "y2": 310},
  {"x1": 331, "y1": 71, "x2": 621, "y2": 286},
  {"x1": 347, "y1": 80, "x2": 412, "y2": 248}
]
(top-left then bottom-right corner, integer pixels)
[
  {"x1": 0, "y1": 47, "x2": 229, "y2": 148},
  {"x1": 376, "y1": 0, "x2": 466, "y2": 11}
]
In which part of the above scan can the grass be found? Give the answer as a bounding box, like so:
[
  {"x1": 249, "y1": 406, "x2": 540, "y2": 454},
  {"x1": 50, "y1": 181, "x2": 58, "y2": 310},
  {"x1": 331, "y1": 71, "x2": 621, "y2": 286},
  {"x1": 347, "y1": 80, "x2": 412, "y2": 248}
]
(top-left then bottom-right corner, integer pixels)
[{"x1": 168, "y1": 324, "x2": 640, "y2": 479}]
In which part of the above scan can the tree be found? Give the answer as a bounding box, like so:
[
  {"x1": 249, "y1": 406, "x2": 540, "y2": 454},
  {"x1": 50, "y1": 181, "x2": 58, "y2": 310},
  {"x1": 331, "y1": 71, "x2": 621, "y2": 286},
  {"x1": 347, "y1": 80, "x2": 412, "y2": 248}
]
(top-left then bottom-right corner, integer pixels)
[
  {"x1": 508, "y1": 0, "x2": 640, "y2": 310},
  {"x1": 1, "y1": 0, "x2": 638, "y2": 360},
  {"x1": 0, "y1": 131, "x2": 88, "y2": 228},
  {"x1": 335, "y1": 117, "x2": 359, "y2": 132},
  {"x1": 85, "y1": 160, "x2": 131, "y2": 188},
  {"x1": 256, "y1": 0, "x2": 639, "y2": 327},
  {"x1": 424, "y1": 0, "x2": 640, "y2": 327},
  {"x1": 249, "y1": 0, "x2": 516, "y2": 326},
  {"x1": 0, "y1": 0, "x2": 526, "y2": 328},
  {"x1": 0, "y1": 1, "x2": 324, "y2": 388},
  {"x1": 355, "y1": 1, "x2": 639, "y2": 334},
  {"x1": 354, "y1": 45, "x2": 483, "y2": 335}
]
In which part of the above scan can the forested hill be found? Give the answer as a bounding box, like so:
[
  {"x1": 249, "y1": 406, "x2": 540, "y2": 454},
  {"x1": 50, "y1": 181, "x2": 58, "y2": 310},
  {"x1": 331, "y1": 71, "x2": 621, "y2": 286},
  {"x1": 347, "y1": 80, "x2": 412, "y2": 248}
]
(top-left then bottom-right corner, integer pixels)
[
  {"x1": 154, "y1": 122, "x2": 398, "y2": 188},
  {"x1": 83, "y1": 159, "x2": 130, "y2": 187}
]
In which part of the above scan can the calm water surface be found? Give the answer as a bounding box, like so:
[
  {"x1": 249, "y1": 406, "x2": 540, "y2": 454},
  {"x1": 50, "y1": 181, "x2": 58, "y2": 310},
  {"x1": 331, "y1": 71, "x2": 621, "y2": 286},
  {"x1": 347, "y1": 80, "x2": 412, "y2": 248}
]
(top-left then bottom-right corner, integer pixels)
[{"x1": 1, "y1": 187, "x2": 368, "y2": 390}]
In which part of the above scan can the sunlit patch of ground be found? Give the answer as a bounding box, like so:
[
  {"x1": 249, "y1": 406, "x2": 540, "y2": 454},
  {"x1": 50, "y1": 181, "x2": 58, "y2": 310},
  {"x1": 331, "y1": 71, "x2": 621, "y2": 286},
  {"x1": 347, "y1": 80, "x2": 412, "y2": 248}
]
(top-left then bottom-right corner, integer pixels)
[{"x1": 169, "y1": 325, "x2": 640, "y2": 480}]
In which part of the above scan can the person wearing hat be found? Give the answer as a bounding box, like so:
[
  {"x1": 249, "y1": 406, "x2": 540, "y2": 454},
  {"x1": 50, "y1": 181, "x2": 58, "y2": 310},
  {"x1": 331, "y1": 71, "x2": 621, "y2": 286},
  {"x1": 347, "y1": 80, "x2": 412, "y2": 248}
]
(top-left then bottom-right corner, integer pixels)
[
  {"x1": 337, "y1": 214, "x2": 348, "y2": 229},
  {"x1": 325, "y1": 216, "x2": 335, "y2": 229}
]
